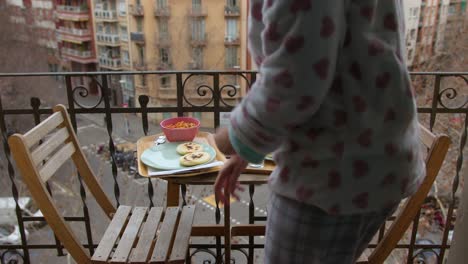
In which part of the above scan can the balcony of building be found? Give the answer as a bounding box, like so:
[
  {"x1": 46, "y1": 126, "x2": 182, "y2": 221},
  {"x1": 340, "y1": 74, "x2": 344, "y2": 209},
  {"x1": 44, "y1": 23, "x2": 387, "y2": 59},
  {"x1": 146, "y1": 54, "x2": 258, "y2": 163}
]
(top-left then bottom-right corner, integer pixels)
[
  {"x1": 155, "y1": 34, "x2": 171, "y2": 47},
  {"x1": 133, "y1": 60, "x2": 148, "y2": 71},
  {"x1": 57, "y1": 27, "x2": 92, "y2": 43},
  {"x1": 130, "y1": 32, "x2": 145, "y2": 44},
  {"x1": 188, "y1": 6, "x2": 208, "y2": 17},
  {"x1": 94, "y1": 9, "x2": 118, "y2": 22},
  {"x1": 99, "y1": 56, "x2": 122, "y2": 70},
  {"x1": 56, "y1": 5, "x2": 89, "y2": 21},
  {"x1": 156, "y1": 61, "x2": 172, "y2": 70},
  {"x1": 224, "y1": 35, "x2": 240, "y2": 46},
  {"x1": 96, "y1": 33, "x2": 121, "y2": 46},
  {"x1": 224, "y1": 5, "x2": 240, "y2": 17},
  {"x1": 0, "y1": 71, "x2": 466, "y2": 264},
  {"x1": 129, "y1": 4, "x2": 144, "y2": 16},
  {"x1": 61, "y1": 47, "x2": 96, "y2": 63},
  {"x1": 190, "y1": 33, "x2": 207, "y2": 47},
  {"x1": 154, "y1": 5, "x2": 170, "y2": 17}
]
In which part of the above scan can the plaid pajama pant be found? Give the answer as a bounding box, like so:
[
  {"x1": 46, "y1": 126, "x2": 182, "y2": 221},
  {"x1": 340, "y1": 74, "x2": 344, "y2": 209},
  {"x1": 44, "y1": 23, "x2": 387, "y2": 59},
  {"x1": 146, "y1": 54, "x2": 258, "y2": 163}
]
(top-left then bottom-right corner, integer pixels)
[{"x1": 264, "y1": 193, "x2": 398, "y2": 264}]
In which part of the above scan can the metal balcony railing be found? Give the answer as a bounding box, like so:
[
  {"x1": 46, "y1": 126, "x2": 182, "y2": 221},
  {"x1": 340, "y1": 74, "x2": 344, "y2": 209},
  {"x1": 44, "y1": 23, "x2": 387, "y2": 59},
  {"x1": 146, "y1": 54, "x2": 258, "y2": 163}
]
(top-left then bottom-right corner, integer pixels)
[
  {"x1": 129, "y1": 4, "x2": 144, "y2": 16},
  {"x1": 96, "y1": 33, "x2": 120, "y2": 45},
  {"x1": 57, "y1": 5, "x2": 88, "y2": 13},
  {"x1": 94, "y1": 10, "x2": 118, "y2": 21},
  {"x1": 0, "y1": 71, "x2": 466, "y2": 264},
  {"x1": 57, "y1": 27, "x2": 91, "y2": 36},
  {"x1": 224, "y1": 5, "x2": 240, "y2": 16},
  {"x1": 154, "y1": 5, "x2": 170, "y2": 17},
  {"x1": 99, "y1": 57, "x2": 122, "y2": 69},
  {"x1": 130, "y1": 32, "x2": 145, "y2": 43},
  {"x1": 61, "y1": 48, "x2": 92, "y2": 58}
]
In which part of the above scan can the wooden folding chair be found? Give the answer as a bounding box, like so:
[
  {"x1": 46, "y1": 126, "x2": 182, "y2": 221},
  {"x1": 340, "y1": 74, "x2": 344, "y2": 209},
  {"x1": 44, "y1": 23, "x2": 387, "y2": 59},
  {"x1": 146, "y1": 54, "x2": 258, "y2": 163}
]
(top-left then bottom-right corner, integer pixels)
[
  {"x1": 230, "y1": 124, "x2": 451, "y2": 264},
  {"x1": 8, "y1": 104, "x2": 195, "y2": 264}
]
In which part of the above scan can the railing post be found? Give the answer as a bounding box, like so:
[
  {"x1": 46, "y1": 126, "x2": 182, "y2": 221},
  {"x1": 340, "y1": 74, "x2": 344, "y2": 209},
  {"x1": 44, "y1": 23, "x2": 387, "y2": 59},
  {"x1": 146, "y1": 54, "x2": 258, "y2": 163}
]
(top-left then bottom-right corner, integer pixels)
[
  {"x1": 0, "y1": 95, "x2": 31, "y2": 263},
  {"x1": 101, "y1": 74, "x2": 120, "y2": 206},
  {"x1": 138, "y1": 95, "x2": 155, "y2": 208}
]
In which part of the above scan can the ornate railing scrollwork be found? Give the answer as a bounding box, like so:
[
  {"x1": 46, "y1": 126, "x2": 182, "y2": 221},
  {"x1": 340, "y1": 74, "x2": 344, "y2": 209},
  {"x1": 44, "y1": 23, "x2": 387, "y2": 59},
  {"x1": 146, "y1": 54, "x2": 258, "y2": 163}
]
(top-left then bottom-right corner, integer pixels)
[
  {"x1": 72, "y1": 76, "x2": 104, "y2": 109},
  {"x1": 437, "y1": 75, "x2": 468, "y2": 110},
  {"x1": 182, "y1": 74, "x2": 215, "y2": 107}
]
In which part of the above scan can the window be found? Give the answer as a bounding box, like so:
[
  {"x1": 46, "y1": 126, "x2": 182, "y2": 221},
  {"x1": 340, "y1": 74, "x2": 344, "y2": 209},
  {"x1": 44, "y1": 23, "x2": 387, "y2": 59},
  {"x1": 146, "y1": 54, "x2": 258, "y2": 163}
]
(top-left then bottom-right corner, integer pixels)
[
  {"x1": 122, "y1": 50, "x2": 130, "y2": 65},
  {"x1": 192, "y1": 0, "x2": 201, "y2": 10},
  {"x1": 160, "y1": 76, "x2": 170, "y2": 87},
  {"x1": 160, "y1": 48, "x2": 169, "y2": 63},
  {"x1": 225, "y1": 47, "x2": 238, "y2": 68},
  {"x1": 159, "y1": 19, "x2": 169, "y2": 37},
  {"x1": 227, "y1": 0, "x2": 237, "y2": 6},
  {"x1": 118, "y1": 0, "x2": 126, "y2": 15},
  {"x1": 140, "y1": 75, "x2": 146, "y2": 86},
  {"x1": 191, "y1": 19, "x2": 205, "y2": 40},
  {"x1": 226, "y1": 18, "x2": 238, "y2": 40},
  {"x1": 136, "y1": 18, "x2": 143, "y2": 32},
  {"x1": 192, "y1": 47, "x2": 203, "y2": 67},
  {"x1": 120, "y1": 25, "x2": 128, "y2": 41},
  {"x1": 157, "y1": 0, "x2": 167, "y2": 8},
  {"x1": 138, "y1": 46, "x2": 145, "y2": 62}
]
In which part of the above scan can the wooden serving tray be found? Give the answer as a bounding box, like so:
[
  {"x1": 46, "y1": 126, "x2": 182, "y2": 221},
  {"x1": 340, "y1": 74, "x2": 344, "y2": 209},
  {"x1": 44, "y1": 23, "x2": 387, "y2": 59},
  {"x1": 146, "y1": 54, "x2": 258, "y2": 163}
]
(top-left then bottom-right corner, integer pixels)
[{"x1": 137, "y1": 131, "x2": 275, "y2": 178}]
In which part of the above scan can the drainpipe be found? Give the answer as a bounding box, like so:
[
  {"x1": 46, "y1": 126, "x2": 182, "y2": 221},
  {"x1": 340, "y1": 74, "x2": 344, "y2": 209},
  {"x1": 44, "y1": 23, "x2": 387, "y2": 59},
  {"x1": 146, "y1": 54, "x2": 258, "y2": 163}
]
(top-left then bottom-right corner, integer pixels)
[{"x1": 446, "y1": 166, "x2": 468, "y2": 263}]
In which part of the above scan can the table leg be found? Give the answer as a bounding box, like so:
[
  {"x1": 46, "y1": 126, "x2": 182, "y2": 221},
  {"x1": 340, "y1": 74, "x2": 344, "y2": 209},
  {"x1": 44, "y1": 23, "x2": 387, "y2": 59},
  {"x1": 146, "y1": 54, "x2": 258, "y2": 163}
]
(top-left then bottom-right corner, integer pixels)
[{"x1": 166, "y1": 181, "x2": 180, "y2": 206}]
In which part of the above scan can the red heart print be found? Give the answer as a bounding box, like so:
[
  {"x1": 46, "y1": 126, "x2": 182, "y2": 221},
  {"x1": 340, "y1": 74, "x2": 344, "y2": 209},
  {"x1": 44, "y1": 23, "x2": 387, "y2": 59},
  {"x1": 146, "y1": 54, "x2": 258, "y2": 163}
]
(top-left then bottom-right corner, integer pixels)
[
  {"x1": 376, "y1": 72, "x2": 391, "y2": 89},
  {"x1": 353, "y1": 160, "x2": 369, "y2": 178},
  {"x1": 331, "y1": 76, "x2": 343, "y2": 94},
  {"x1": 407, "y1": 151, "x2": 414, "y2": 162},
  {"x1": 266, "y1": 0, "x2": 274, "y2": 8},
  {"x1": 273, "y1": 70, "x2": 294, "y2": 88},
  {"x1": 301, "y1": 156, "x2": 320, "y2": 168},
  {"x1": 280, "y1": 167, "x2": 290, "y2": 183},
  {"x1": 360, "y1": 6, "x2": 374, "y2": 21},
  {"x1": 251, "y1": 2, "x2": 263, "y2": 21},
  {"x1": 352, "y1": 192, "x2": 369, "y2": 209},
  {"x1": 297, "y1": 96, "x2": 314, "y2": 111},
  {"x1": 334, "y1": 110, "x2": 347, "y2": 127},
  {"x1": 368, "y1": 39, "x2": 385, "y2": 56},
  {"x1": 331, "y1": 142, "x2": 344, "y2": 158},
  {"x1": 285, "y1": 35, "x2": 305, "y2": 54},
  {"x1": 328, "y1": 204, "x2": 340, "y2": 215},
  {"x1": 266, "y1": 22, "x2": 281, "y2": 41},
  {"x1": 384, "y1": 109, "x2": 396, "y2": 122},
  {"x1": 307, "y1": 127, "x2": 324, "y2": 141},
  {"x1": 296, "y1": 186, "x2": 314, "y2": 202},
  {"x1": 328, "y1": 170, "x2": 341, "y2": 189},
  {"x1": 357, "y1": 129, "x2": 372, "y2": 147},
  {"x1": 266, "y1": 97, "x2": 280, "y2": 112},
  {"x1": 349, "y1": 62, "x2": 362, "y2": 81},
  {"x1": 385, "y1": 143, "x2": 398, "y2": 156},
  {"x1": 289, "y1": 140, "x2": 300, "y2": 153},
  {"x1": 344, "y1": 29, "x2": 352, "y2": 47},
  {"x1": 320, "y1": 16, "x2": 335, "y2": 38},
  {"x1": 290, "y1": 0, "x2": 311, "y2": 13},
  {"x1": 314, "y1": 58, "x2": 330, "y2": 80},
  {"x1": 384, "y1": 13, "x2": 397, "y2": 31},
  {"x1": 380, "y1": 173, "x2": 396, "y2": 186},
  {"x1": 353, "y1": 96, "x2": 367, "y2": 113}
]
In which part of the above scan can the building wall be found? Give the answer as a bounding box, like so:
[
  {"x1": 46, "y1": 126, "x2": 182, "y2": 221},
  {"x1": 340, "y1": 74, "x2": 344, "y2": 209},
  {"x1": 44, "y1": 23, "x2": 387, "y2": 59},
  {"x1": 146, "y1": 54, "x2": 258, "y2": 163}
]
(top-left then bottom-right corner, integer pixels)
[{"x1": 403, "y1": 0, "x2": 422, "y2": 66}]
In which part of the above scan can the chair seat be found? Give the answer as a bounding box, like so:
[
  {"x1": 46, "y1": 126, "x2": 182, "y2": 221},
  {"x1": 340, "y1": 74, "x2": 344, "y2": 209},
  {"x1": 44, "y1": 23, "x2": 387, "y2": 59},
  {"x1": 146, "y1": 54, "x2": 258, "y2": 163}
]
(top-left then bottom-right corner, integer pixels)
[{"x1": 91, "y1": 205, "x2": 195, "y2": 264}]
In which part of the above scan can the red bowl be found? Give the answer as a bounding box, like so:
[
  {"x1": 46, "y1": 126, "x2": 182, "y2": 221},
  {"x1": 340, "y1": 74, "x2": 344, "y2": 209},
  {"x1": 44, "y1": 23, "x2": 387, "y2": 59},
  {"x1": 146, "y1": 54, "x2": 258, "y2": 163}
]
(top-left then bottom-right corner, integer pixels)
[{"x1": 160, "y1": 117, "x2": 200, "y2": 142}]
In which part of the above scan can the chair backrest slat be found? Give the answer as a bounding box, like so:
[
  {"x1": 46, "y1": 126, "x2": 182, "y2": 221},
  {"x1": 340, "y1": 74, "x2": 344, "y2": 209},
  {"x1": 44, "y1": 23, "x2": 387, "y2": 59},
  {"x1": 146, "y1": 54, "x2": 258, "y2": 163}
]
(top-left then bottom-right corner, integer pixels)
[
  {"x1": 24, "y1": 112, "x2": 64, "y2": 148},
  {"x1": 419, "y1": 124, "x2": 436, "y2": 149},
  {"x1": 31, "y1": 127, "x2": 70, "y2": 166},
  {"x1": 38, "y1": 141, "x2": 75, "y2": 182}
]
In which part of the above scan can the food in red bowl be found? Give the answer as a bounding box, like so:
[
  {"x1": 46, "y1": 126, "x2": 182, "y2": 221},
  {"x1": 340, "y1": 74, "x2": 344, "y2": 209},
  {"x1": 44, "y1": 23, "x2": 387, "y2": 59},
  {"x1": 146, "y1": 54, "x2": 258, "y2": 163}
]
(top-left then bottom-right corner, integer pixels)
[{"x1": 160, "y1": 117, "x2": 200, "y2": 142}]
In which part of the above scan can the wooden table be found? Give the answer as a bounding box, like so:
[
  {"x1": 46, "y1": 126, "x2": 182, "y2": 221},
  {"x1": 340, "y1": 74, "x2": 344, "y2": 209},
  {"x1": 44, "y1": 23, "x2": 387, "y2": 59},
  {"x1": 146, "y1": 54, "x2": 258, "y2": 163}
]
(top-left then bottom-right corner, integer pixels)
[{"x1": 136, "y1": 131, "x2": 274, "y2": 264}]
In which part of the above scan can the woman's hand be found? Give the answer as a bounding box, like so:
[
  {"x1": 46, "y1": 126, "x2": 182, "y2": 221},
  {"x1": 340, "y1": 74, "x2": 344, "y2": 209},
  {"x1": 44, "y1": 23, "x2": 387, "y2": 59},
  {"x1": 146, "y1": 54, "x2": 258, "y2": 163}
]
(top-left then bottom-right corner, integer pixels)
[{"x1": 214, "y1": 154, "x2": 248, "y2": 205}]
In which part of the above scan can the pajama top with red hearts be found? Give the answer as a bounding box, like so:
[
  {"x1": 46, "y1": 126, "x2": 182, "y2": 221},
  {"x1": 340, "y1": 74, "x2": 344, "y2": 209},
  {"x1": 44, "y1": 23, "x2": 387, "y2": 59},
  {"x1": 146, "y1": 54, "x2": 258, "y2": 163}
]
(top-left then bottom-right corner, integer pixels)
[{"x1": 228, "y1": 0, "x2": 426, "y2": 215}]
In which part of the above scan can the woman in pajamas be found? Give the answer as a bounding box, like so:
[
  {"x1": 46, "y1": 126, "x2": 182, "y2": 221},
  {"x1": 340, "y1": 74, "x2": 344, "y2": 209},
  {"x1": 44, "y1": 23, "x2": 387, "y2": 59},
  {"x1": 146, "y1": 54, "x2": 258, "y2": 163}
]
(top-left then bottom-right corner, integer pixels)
[{"x1": 214, "y1": 0, "x2": 425, "y2": 263}]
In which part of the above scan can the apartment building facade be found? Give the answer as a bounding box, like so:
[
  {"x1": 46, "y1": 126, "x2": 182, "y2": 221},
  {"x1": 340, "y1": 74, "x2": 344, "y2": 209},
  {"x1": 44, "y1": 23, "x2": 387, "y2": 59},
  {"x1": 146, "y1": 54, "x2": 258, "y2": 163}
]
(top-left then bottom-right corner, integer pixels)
[
  {"x1": 56, "y1": 0, "x2": 98, "y2": 88},
  {"x1": 443, "y1": 0, "x2": 467, "y2": 50},
  {"x1": 6, "y1": 0, "x2": 61, "y2": 72},
  {"x1": 89, "y1": 0, "x2": 247, "y2": 124}
]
